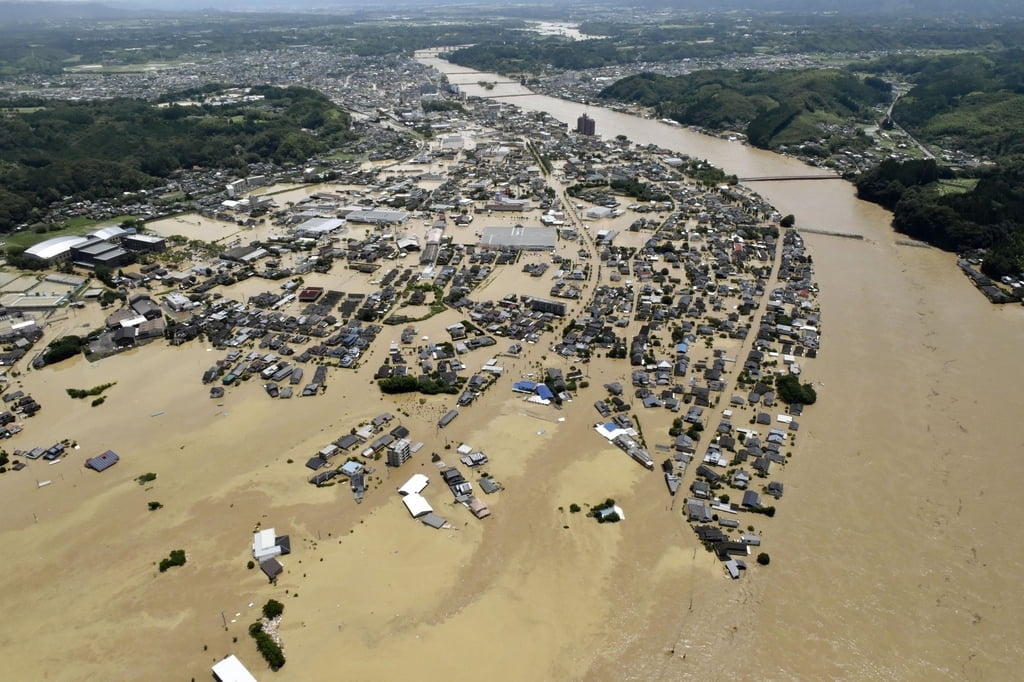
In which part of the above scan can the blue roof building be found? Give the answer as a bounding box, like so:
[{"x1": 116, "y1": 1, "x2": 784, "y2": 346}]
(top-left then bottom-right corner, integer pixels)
[
  {"x1": 340, "y1": 460, "x2": 364, "y2": 477},
  {"x1": 512, "y1": 380, "x2": 537, "y2": 393},
  {"x1": 535, "y1": 384, "x2": 555, "y2": 401}
]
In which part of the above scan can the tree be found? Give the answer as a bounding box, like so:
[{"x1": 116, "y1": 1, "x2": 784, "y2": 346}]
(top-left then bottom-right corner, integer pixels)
[
  {"x1": 378, "y1": 375, "x2": 419, "y2": 394},
  {"x1": 158, "y1": 549, "x2": 186, "y2": 572},
  {"x1": 249, "y1": 621, "x2": 286, "y2": 670},
  {"x1": 263, "y1": 599, "x2": 285, "y2": 620},
  {"x1": 757, "y1": 552, "x2": 771, "y2": 566},
  {"x1": 779, "y1": 214, "x2": 795, "y2": 227},
  {"x1": 42, "y1": 335, "x2": 84, "y2": 365},
  {"x1": 776, "y1": 374, "x2": 817, "y2": 405},
  {"x1": 94, "y1": 265, "x2": 116, "y2": 287}
]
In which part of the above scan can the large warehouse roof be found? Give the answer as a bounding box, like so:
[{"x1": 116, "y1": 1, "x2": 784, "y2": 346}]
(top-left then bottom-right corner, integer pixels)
[
  {"x1": 295, "y1": 217, "x2": 345, "y2": 235},
  {"x1": 479, "y1": 225, "x2": 557, "y2": 251},
  {"x1": 342, "y1": 208, "x2": 409, "y2": 224},
  {"x1": 89, "y1": 225, "x2": 129, "y2": 241},
  {"x1": 25, "y1": 235, "x2": 90, "y2": 261},
  {"x1": 211, "y1": 654, "x2": 258, "y2": 682},
  {"x1": 402, "y1": 492, "x2": 433, "y2": 518},
  {"x1": 398, "y1": 473, "x2": 430, "y2": 496}
]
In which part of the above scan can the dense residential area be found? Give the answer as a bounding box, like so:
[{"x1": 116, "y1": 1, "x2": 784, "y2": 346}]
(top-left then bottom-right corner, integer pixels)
[
  {"x1": 0, "y1": 4, "x2": 1020, "y2": 681},
  {"x1": 0, "y1": 17, "x2": 818, "y2": 596}
]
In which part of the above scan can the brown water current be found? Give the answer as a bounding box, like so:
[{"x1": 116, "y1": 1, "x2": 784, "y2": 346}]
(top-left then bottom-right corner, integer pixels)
[
  {"x1": 0, "y1": 56, "x2": 1017, "y2": 682},
  {"x1": 424, "y1": 55, "x2": 1024, "y2": 680}
]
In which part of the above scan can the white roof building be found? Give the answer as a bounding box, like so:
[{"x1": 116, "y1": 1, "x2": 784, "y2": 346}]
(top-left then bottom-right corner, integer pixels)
[
  {"x1": 401, "y1": 492, "x2": 433, "y2": 518},
  {"x1": 478, "y1": 225, "x2": 557, "y2": 251},
  {"x1": 252, "y1": 528, "x2": 281, "y2": 562},
  {"x1": 164, "y1": 292, "x2": 194, "y2": 311},
  {"x1": 340, "y1": 208, "x2": 409, "y2": 224},
  {"x1": 294, "y1": 217, "x2": 345, "y2": 237},
  {"x1": 24, "y1": 235, "x2": 89, "y2": 262},
  {"x1": 212, "y1": 654, "x2": 258, "y2": 682},
  {"x1": 120, "y1": 315, "x2": 148, "y2": 329},
  {"x1": 398, "y1": 473, "x2": 429, "y2": 496},
  {"x1": 89, "y1": 225, "x2": 129, "y2": 241}
]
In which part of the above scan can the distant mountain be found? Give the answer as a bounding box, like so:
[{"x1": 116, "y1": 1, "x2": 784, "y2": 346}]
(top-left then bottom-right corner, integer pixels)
[
  {"x1": 626, "y1": 0, "x2": 1021, "y2": 16},
  {"x1": 0, "y1": 2, "x2": 137, "y2": 25},
  {"x1": 0, "y1": 0, "x2": 1018, "y2": 22}
]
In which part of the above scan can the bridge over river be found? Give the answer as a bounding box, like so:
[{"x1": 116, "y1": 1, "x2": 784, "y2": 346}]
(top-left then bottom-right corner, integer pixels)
[{"x1": 738, "y1": 174, "x2": 844, "y2": 182}]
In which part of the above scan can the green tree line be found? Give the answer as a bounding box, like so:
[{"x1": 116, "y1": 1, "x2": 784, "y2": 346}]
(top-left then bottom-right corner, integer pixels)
[
  {"x1": 856, "y1": 159, "x2": 1024, "y2": 277},
  {"x1": 0, "y1": 86, "x2": 354, "y2": 231},
  {"x1": 598, "y1": 69, "x2": 890, "y2": 149},
  {"x1": 862, "y1": 50, "x2": 1024, "y2": 161}
]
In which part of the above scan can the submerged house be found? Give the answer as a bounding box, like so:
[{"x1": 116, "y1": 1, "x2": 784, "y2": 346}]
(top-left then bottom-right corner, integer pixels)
[
  {"x1": 85, "y1": 450, "x2": 119, "y2": 472},
  {"x1": 252, "y1": 527, "x2": 291, "y2": 562},
  {"x1": 402, "y1": 492, "x2": 433, "y2": 518}
]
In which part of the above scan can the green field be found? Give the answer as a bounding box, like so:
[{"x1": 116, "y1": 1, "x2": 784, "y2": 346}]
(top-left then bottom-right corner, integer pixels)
[
  {"x1": 4, "y1": 215, "x2": 138, "y2": 250},
  {"x1": 934, "y1": 178, "x2": 979, "y2": 196}
]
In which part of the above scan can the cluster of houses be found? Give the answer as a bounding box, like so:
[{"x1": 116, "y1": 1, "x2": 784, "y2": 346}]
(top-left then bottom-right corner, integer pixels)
[
  {"x1": 594, "y1": 416, "x2": 655, "y2": 469},
  {"x1": 1, "y1": 389, "x2": 40, "y2": 421},
  {"x1": 10, "y1": 440, "x2": 66, "y2": 465},
  {"x1": 449, "y1": 292, "x2": 565, "y2": 342},
  {"x1": 202, "y1": 347, "x2": 329, "y2": 399},
  {"x1": 305, "y1": 413, "x2": 427, "y2": 502},
  {"x1": 667, "y1": 233, "x2": 820, "y2": 577},
  {"x1": 178, "y1": 290, "x2": 388, "y2": 390},
  {"x1": 395, "y1": 461, "x2": 494, "y2": 530},
  {"x1": 97, "y1": 293, "x2": 167, "y2": 350},
  {"x1": 0, "y1": 317, "x2": 44, "y2": 367}
]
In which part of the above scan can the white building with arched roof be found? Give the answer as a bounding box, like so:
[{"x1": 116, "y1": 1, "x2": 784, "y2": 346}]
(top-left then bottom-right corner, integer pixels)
[{"x1": 24, "y1": 235, "x2": 90, "y2": 264}]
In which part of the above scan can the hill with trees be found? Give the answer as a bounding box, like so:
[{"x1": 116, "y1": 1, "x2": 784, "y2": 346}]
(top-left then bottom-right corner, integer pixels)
[
  {"x1": 855, "y1": 159, "x2": 1024, "y2": 278},
  {"x1": 0, "y1": 86, "x2": 354, "y2": 231},
  {"x1": 599, "y1": 69, "x2": 891, "y2": 149},
  {"x1": 863, "y1": 50, "x2": 1024, "y2": 162},
  {"x1": 851, "y1": 50, "x2": 1024, "y2": 277}
]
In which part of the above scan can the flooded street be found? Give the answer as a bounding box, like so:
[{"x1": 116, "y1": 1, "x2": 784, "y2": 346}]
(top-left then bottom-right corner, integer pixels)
[
  {"x1": 423, "y1": 54, "x2": 1024, "y2": 679},
  {"x1": 0, "y1": 51, "x2": 1018, "y2": 682}
]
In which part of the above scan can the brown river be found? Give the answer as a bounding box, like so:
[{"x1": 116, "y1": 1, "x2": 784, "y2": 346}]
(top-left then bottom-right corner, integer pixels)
[{"x1": 422, "y1": 55, "x2": 1024, "y2": 680}]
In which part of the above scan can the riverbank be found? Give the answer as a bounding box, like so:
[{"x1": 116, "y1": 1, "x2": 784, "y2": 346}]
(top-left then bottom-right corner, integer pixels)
[
  {"x1": 0, "y1": 52, "x2": 1020, "y2": 682},
  {"x1": 420, "y1": 54, "x2": 1024, "y2": 680}
]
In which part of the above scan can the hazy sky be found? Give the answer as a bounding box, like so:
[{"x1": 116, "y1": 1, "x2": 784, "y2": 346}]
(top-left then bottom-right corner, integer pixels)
[{"x1": 0, "y1": 0, "x2": 1014, "y2": 17}]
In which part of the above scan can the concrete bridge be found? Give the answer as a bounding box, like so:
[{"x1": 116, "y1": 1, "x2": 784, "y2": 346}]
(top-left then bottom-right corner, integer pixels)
[{"x1": 738, "y1": 175, "x2": 844, "y2": 182}]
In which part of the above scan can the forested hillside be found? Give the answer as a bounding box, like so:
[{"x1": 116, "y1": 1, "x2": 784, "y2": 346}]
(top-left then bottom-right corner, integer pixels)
[
  {"x1": 0, "y1": 86, "x2": 353, "y2": 230},
  {"x1": 848, "y1": 50, "x2": 1024, "y2": 276},
  {"x1": 856, "y1": 159, "x2": 1024, "y2": 278},
  {"x1": 864, "y1": 50, "x2": 1024, "y2": 162},
  {"x1": 599, "y1": 69, "x2": 891, "y2": 148}
]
